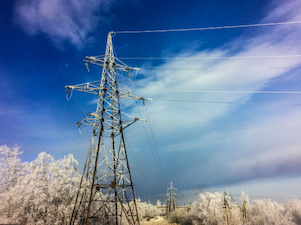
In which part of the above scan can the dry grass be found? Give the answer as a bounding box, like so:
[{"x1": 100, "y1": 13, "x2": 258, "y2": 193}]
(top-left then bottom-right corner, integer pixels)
[{"x1": 140, "y1": 220, "x2": 177, "y2": 225}]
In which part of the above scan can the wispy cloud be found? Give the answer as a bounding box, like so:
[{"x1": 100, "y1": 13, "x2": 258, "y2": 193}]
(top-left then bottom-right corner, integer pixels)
[
  {"x1": 14, "y1": 0, "x2": 116, "y2": 49},
  {"x1": 128, "y1": 0, "x2": 301, "y2": 192}
]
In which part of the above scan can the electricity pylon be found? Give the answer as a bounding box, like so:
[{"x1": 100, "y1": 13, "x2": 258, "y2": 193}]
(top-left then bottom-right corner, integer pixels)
[
  {"x1": 240, "y1": 197, "x2": 248, "y2": 224},
  {"x1": 66, "y1": 32, "x2": 150, "y2": 225},
  {"x1": 223, "y1": 192, "x2": 236, "y2": 225},
  {"x1": 166, "y1": 182, "x2": 178, "y2": 216}
]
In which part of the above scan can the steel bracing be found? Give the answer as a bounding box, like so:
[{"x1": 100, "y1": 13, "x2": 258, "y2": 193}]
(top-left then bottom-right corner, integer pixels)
[
  {"x1": 223, "y1": 192, "x2": 237, "y2": 225},
  {"x1": 66, "y1": 32, "x2": 150, "y2": 225},
  {"x1": 240, "y1": 197, "x2": 248, "y2": 224},
  {"x1": 166, "y1": 182, "x2": 178, "y2": 216}
]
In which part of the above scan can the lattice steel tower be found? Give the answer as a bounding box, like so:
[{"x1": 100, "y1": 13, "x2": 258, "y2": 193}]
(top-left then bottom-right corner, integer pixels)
[
  {"x1": 223, "y1": 192, "x2": 237, "y2": 225},
  {"x1": 66, "y1": 32, "x2": 150, "y2": 225},
  {"x1": 166, "y1": 182, "x2": 178, "y2": 216}
]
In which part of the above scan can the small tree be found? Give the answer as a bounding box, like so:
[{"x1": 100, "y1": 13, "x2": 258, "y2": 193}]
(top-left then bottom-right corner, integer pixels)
[
  {"x1": 0, "y1": 145, "x2": 26, "y2": 223},
  {"x1": 182, "y1": 192, "x2": 240, "y2": 225},
  {"x1": 0, "y1": 145, "x2": 24, "y2": 192},
  {"x1": 136, "y1": 198, "x2": 161, "y2": 221},
  {"x1": 249, "y1": 198, "x2": 297, "y2": 225},
  {"x1": 157, "y1": 200, "x2": 162, "y2": 207},
  {"x1": 284, "y1": 199, "x2": 301, "y2": 225}
]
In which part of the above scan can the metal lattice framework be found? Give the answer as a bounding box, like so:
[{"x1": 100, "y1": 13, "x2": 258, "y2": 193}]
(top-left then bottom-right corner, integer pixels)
[
  {"x1": 240, "y1": 196, "x2": 248, "y2": 224},
  {"x1": 166, "y1": 182, "x2": 178, "y2": 216},
  {"x1": 223, "y1": 192, "x2": 237, "y2": 225},
  {"x1": 66, "y1": 32, "x2": 150, "y2": 225}
]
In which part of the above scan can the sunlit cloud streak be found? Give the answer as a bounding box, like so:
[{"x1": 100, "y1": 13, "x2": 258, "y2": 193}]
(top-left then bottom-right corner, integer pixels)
[{"x1": 126, "y1": 0, "x2": 301, "y2": 192}]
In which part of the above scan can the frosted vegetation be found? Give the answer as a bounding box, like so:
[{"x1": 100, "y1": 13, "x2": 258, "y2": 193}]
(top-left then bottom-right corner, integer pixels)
[
  {"x1": 182, "y1": 192, "x2": 301, "y2": 225},
  {"x1": 1, "y1": 145, "x2": 301, "y2": 225},
  {"x1": 0, "y1": 145, "x2": 80, "y2": 224}
]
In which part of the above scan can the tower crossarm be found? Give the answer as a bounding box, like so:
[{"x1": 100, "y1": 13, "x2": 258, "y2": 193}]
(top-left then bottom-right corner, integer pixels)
[
  {"x1": 65, "y1": 80, "x2": 103, "y2": 95},
  {"x1": 118, "y1": 83, "x2": 152, "y2": 102},
  {"x1": 84, "y1": 56, "x2": 139, "y2": 74},
  {"x1": 119, "y1": 90, "x2": 152, "y2": 102},
  {"x1": 65, "y1": 81, "x2": 152, "y2": 103},
  {"x1": 76, "y1": 111, "x2": 147, "y2": 137}
]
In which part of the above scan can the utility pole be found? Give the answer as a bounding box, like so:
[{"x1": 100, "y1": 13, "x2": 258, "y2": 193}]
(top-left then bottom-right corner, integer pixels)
[
  {"x1": 223, "y1": 192, "x2": 236, "y2": 225},
  {"x1": 166, "y1": 182, "x2": 178, "y2": 217},
  {"x1": 240, "y1": 197, "x2": 248, "y2": 224},
  {"x1": 66, "y1": 32, "x2": 150, "y2": 225}
]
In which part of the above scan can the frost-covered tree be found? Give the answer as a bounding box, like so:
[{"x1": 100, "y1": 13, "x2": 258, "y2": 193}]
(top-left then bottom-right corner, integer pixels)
[
  {"x1": 0, "y1": 146, "x2": 81, "y2": 225},
  {"x1": 135, "y1": 198, "x2": 161, "y2": 221},
  {"x1": 181, "y1": 191, "x2": 301, "y2": 225},
  {"x1": 283, "y1": 199, "x2": 301, "y2": 225},
  {"x1": 0, "y1": 145, "x2": 27, "y2": 222},
  {"x1": 0, "y1": 145, "x2": 24, "y2": 192},
  {"x1": 182, "y1": 192, "x2": 241, "y2": 225},
  {"x1": 248, "y1": 198, "x2": 297, "y2": 225},
  {"x1": 17, "y1": 152, "x2": 80, "y2": 224},
  {"x1": 48, "y1": 153, "x2": 81, "y2": 223},
  {"x1": 157, "y1": 200, "x2": 162, "y2": 207}
]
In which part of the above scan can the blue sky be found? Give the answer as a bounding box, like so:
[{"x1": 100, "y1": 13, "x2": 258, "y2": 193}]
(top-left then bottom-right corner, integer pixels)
[{"x1": 1, "y1": 0, "x2": 301, "y2": 202}]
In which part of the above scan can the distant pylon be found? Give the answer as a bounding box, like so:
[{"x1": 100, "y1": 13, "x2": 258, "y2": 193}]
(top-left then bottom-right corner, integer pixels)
[
  {"x1": 240, "y1": 196, "x2": 248, "y2": 224},
  {"x1": 166, "y1": 182, "x2": 178, "y2": 216},
  {"x1": 223, "y1": 192, "x2": 237, "y2": 225},
  {"x1": 66, "y1": 32, "x2": 151, "y2": 225}
]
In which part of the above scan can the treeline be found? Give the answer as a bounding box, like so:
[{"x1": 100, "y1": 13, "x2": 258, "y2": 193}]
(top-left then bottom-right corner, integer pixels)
[
  {"x1": 179, "y1": 192, "x2": 301, "y2": 225},
  {"x1": 1, "y1": 145, "x2": 301, "y2": 225},
  {"x1": 0, "y1": 145, "x2": 162, "y2": 224}
]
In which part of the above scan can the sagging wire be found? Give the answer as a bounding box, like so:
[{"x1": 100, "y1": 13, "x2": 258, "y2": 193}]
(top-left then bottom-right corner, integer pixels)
[
  {"x1": 77, "y1": 124, "x2": 83, "y2": 134},
  {"x1": 135, "y1": 102, "x2": 161, "y2": 174},
  {"x1": 143, "y1": 106, "x2": 165, "y2": 175},
  {"x1": 76, "y1": 123, "x2": 91, "y2": 143},
  {"x1": 124, "y1": 120, "x2": 147, "y2": 137},
  {"x1": 65, "y1": 87, "x2": 92, "y2": 142},
  {"x1": 133, "y1": 68, "x2": 139, "y2": 81},
  {"x1": 113, "y1": 21, "x2": 301, "y2": 34},
  {"x1": 85, "y1": 63, "x2": 90, "y2": 72},
  {"x1": 66, "y1": 89, "x2": 73, "y2": 101},
  {"x1": 125, "y1": 137, "x2": 160, "y2": 196}
]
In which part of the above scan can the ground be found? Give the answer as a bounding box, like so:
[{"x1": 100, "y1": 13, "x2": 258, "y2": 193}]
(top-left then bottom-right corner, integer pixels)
[{"x1": 141, "y1": 216, "x2": 177, "y2": 225}]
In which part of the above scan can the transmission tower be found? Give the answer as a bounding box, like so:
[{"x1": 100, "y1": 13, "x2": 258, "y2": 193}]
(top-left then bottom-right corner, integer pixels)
[
  {"x1": 166, "y1": 182, "x2": 178, "y2": 216},
  {"x1": 66, "y1": 32, "x2": 150, "y2": 225},
  {"x1": 240, "y1": 196, "x2": 248, "y2": 224},
  {"x1": 223, "y1": 192, "x2": 237, "y2": 225}
]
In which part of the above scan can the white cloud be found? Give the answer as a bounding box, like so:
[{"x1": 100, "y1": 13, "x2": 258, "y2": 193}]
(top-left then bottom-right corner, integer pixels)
[
  {"x1": 133, "y1": 0, "x2": 301, "y2": 134},
  {"x1": 126, "y1": 0, "x2": 301, "y2": 192},
  {"x1": 208, "y1": 176, "x2": 301, "y2": 202},
  {"x1": 14, "y1": 0, "x2": 115, "y2": 49}
]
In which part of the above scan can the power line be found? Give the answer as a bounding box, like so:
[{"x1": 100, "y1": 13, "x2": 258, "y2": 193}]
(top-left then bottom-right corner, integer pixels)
[
  {"x1": 150, "y1": 119, "x2": 301, "y2": 131},
  {"x1": 124, "y1": 137, "x2": 144, "y2": 176},
  {"x1": 119, "y1": 54, "x2": 301, "y2": 60},
  {"x1": 113, "y1": 21, "x2": 301, "y2": 34},
  {"x1": 231, "y1": 193, "x2": 301, "y2": 201},
  {"x1": 148, "y1": 90, "x2": 301, "y2": 94},
  {"x1": 125, "y1": 137, "x2": 162, "y2": 196},
  {"x1": 70, "y1": 98, "x2": 86, "y2": 118},
  {"x1": 68, "y1": 98, "x2": 92, "y2": 143},
  {"x1": 153, "y1": 99, "x2": 301, "y2": 106},
  {"x1": 140, "y1": 66, "x2": 301, "y2": 70},
  {"x1": 135, "y1": 102, "x2": 163, "y2": 176},
  {"x1": 144, "y1": 106, "x2": 165, "y2": 174}
]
